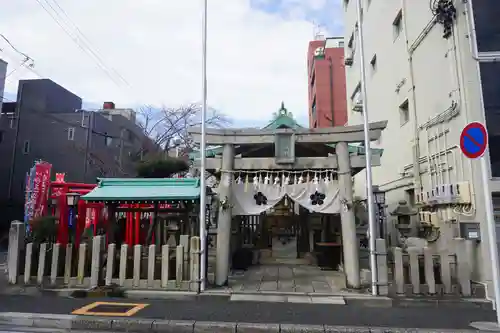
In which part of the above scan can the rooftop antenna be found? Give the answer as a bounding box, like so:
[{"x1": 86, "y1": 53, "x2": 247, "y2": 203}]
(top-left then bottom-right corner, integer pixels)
[{"x1": 313, "y1": 22, "x2": 326, "y2": 40}]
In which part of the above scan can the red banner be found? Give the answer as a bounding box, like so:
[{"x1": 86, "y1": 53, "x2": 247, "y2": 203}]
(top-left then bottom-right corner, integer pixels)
[{"x1": 31, "y1": 162, "x2": 52, "y2": 219}]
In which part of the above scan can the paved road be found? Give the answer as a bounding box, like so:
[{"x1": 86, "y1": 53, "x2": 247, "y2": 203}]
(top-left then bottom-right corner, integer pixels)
[
  {"x1": 0, "y1": 294, "x2": 495, "y2": 329},
  {"x1": 0, "y1": 327, "x2": 65, "y2": 333},
  {"x1": 0, "y1": 327, "x2": 89, "y2": 333}
]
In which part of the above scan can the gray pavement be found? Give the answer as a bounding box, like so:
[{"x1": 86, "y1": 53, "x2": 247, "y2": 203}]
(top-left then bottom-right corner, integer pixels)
[
  {"x1": 0, "y1": 294, "x2": 494, "y2": 330},
  {"x1": 228, "y1": 264, "x2": 347, "y2": 294}
]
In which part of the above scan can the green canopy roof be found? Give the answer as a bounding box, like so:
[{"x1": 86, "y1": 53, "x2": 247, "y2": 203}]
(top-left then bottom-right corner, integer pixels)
[
  {"x1": 81, "y1": 178, "x2": 201, "y2": 202},
  {"x1": 188, "y1": 102, "x2": 383, "y2": 159}
]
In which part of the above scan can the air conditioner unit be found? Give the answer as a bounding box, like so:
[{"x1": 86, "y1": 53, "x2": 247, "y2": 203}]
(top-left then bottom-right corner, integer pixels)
[
  {"x1": 344, "y1": 53, "x2": 354, "y2": 66},
  {"x1": 454, "y1": 181, "x2": 472, "y2": 204},
  {"x1": 352, "y1": 98, "x2": 363, "y2": 112}
]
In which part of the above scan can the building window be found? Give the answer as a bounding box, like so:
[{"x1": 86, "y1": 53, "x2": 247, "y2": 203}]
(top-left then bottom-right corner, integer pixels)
[
  {"x1": 479, "y1": 61, "x2": 500, "y2": 177},
  {"x1": 23, "y1": 140, "x2": 30, "y2": 154},
  {"x1": 399, "y1": 99, "x2": 409, "y2": 126},
  {"x1": 351, "y1": 83, "x2": 361, "y2": 102},
  {"x1": 393, "y1": 10, "x2": 403, "y2": 40},
  {"x1": 370, "y1": 54, "x2": 377, "y2": 73},
  {"x1": 493, "y1": 195, "x2": 500, "y2": 225},
  {"x1": 348, "y1": 31, "x2": 355, "y2": 50},
  {"x1": 68, "y1": 127, "x2": 75, "y2": 140},
  {"x1": 351, "y1": 83, "x2": 363, "y2": 112},
  {"x1": 472, "y1": 1, "x2": 500, "y2": 52},
  {"x1": 311, "y1": 97, "x2": 317, "y2": 121}
]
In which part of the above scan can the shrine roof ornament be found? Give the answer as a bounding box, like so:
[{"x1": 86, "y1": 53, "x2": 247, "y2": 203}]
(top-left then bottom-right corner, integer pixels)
[{"x1": 264, "y1": 101, "x2": 300, "y2": 130}]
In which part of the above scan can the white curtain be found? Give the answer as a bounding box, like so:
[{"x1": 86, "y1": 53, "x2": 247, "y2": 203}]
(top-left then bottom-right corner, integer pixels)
[{"x1": 231, "y1": 182, "x2": 341, "y2": 216}]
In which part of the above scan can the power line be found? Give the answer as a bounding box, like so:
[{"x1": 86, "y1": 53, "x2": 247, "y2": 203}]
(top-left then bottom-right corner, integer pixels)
[
  {"x1": 34, "y1": 0, "x2": 130, "y2": 91},
  {"x1": 47, "y1": 0, "x2": 130, "y2": 86},
  {"x1": 0, "y1": 35, "x2": 44, "y2": 80},
  {"x1": 2, "y1": 58, "x2": 30, "y2": 82},
  {"x1": 0, "y1": 34, "x2": 32, "y2": 60}
]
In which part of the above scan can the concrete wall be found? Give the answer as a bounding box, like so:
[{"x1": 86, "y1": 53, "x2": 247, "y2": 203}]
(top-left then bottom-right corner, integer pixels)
[
  {"x1": 341, "y1": 0, "x2": 496, "y2": 287},
  {"x1": 17, "y1": 79, "x2": 82, "y2": 115}
]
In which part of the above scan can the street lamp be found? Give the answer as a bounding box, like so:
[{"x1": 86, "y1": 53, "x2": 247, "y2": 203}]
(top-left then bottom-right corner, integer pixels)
[
  {"x1": 372, "y1": 186, "x2": 386, "y2": 239},
  {"x1": 65, "y1": 193, "x2": 81, "y2": 245},
  {"x1": 373, "y1": 186, "x2": 386, "y2": 205},
  {"x1": 66, "y1": 193, "x2": 80, "y2": 207}
]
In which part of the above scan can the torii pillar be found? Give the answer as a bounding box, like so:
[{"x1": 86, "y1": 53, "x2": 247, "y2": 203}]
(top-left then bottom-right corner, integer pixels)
[{"x1": 336, "y1": 141, "x2": 361, "y2": 288}]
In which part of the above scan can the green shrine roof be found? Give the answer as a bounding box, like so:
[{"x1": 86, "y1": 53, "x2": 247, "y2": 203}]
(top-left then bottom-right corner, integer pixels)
[
  {"x1": 188, "y1": 102, "x2": 383, "y2": 160},
  {"x1": 262, "y1": 101, "x2": 303, "y2": 130},
  {"x1": 81, "y1": 178, "x2": 201, "y2": 202}
]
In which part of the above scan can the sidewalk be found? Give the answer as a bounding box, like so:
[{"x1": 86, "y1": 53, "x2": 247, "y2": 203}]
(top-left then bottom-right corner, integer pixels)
[{"x1": 0, "y1": 294, "x2": 495, "y2": 331}]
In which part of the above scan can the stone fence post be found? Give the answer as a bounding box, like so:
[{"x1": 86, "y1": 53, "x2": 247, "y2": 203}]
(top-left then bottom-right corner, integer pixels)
[
  {"x1": 375, "y1": 238, "x2": 388, "y2": 296},
  {"x1": 7, "y1": 221, "x2": 25, "y2": 284}
]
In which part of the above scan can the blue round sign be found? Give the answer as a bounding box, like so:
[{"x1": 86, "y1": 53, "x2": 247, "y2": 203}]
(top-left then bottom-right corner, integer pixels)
[{"x1": 460, "y1": 122, "x2": 488, "y2": 159}]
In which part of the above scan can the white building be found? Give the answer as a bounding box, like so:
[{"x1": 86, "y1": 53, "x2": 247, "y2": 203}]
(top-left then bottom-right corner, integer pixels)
[
  {"x1": 342, "y1": 0, "x2": 500, "y2": 294},
  {"x1": 0, "y1": 59, "x2": 7, "y2": 111}
]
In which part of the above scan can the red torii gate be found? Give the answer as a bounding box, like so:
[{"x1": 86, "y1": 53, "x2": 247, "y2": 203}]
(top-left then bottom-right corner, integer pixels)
[
  {"x1": 50, "y1": 173, "x2": 171, "y2": 246},
  {"x1": 50, "y1": 173, "x2": 100, "y2": 245}
]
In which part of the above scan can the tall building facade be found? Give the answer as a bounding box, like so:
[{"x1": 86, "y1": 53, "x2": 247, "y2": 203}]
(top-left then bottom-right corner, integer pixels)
[
  {"x1": 0, "y1": 79, "x2": 155, "y2": 211},
  {"x1": 0, "y1": 59, "x2": 7, "y2": 112},
  {"x1": 341, "y1": 0, "x2": 500, "y2": 292},
  {"x1": 307, "y1": 36, "x2": 348, "y2": 128}
]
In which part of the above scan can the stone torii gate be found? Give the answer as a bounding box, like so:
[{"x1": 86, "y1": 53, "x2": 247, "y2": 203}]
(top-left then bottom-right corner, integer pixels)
[{"x1": 189, "y1": 106, "x2": 387, "y2": 288}]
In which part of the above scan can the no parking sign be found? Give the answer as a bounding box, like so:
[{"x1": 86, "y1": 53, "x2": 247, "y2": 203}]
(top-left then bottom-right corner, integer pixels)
[{"x1": 460, "y1": 122, "x2": 488, "y2": 159}]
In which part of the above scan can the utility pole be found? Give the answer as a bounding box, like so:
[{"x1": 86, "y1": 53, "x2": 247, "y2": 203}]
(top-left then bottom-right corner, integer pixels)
[
  {"x1": 355, "y1": 0, "x2": 378, "y2": 296},
  {"x1": 328, "y1": 56, "x2": 335, "y2": 126},
  {"x1": 83, "y1": 111, "x2": 94, "y2": 182},
  {"x1": 7, "y1": 82, "x2": 24, "y2": 200}
]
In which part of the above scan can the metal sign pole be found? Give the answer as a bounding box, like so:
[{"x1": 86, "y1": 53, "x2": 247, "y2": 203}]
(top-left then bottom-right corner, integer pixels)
[
  {"x1": 199, "y1": 0, "x2": 208, "y2": 292},
  {"x1": 480, "y1": 155, "x2": 500, "y2": 325},
  {"x1": 355, "y1": 0, "x2": 378, "y2": 295},
  {"x1": 460, "y1": 122, "x2": 500, "y2": 330}
]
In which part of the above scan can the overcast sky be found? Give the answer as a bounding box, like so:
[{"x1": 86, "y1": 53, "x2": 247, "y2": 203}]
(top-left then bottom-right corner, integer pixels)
[{"x1": 0, "y1": 0, "x2": 343, "y2": 127}]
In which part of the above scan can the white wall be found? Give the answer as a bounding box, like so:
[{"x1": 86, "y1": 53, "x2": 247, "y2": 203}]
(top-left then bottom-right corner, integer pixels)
[
  {"x1": 342, "y1": 0, "x2": 493, "y2": 286},
  {"x1": 0, "y1": 59, "x2": 7, "y2": 111}
]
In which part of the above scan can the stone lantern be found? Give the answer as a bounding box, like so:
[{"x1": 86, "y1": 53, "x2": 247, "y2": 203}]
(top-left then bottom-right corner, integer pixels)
[{"x1": 390, "y1": 200, "x2": 418, "y2": 239}]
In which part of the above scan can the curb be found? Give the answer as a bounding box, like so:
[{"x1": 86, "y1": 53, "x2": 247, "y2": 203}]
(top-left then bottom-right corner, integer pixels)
[
  {"x1": 391, "y1": 297, "x2": 493, "y2": 310},
  {"x1": 0, "y1": 286, "x2": 492, "y2": 309},
  {"x1": 0, "y1": 312, "x2": 480, "y2": 332}
]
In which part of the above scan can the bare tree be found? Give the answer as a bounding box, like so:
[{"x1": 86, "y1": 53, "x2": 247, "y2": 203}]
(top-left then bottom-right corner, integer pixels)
[{"x1": 137, "y1": 103, "x2": 231, "y2": 152}]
